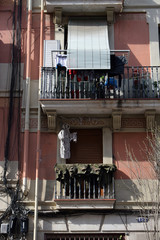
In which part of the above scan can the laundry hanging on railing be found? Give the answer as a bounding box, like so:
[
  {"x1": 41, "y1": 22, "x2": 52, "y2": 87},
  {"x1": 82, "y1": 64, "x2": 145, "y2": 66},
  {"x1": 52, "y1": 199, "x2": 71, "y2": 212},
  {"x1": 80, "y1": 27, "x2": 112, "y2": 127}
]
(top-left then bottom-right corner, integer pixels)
[
  {"x1": 55, "y1": 163, "x2": 117, "y2": 186},
  {"x1": 56, "y1": 54, "x2": 67, "y2": 68},
  {"x1": 58, "y1": 124, "x2": 77, "y2": 159}
]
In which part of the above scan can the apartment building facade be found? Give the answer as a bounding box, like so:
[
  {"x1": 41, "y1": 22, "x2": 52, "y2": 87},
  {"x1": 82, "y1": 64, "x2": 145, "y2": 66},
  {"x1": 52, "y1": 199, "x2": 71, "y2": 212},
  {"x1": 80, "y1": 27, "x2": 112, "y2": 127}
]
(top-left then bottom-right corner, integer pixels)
[{"x1": 0, "y1": 0, "x2": 160, "y2": 239}]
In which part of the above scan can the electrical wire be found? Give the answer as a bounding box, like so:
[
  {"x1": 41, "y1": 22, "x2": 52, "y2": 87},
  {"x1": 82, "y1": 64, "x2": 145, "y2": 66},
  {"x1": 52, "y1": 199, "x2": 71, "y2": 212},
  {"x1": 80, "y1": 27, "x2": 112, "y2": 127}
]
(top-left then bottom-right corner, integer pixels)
[{"x1": 0, "y1": 2, "x2": 29, "y2": 238}]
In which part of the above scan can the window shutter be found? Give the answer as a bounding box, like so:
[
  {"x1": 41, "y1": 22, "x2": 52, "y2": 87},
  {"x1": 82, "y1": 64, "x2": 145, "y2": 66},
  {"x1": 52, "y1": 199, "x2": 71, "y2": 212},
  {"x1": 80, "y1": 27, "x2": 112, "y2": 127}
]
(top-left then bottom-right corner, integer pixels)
[
  {"x1": 67, "y1": 18, "x2": 110, "y2": 70},
  {"x1": 68, "y1": 129, "x2": 103, "y2": 164},
  {"x1": 43, "y1": 40, "x2": 60, "y2": 67}
]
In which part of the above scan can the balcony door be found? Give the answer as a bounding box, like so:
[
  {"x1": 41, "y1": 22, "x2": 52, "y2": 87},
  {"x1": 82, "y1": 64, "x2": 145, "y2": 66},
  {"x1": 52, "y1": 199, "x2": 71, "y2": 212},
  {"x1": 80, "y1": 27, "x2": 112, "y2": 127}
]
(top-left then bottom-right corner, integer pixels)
[{"x1": 67, "y1": 129, "x2": 103, "y2": 164}]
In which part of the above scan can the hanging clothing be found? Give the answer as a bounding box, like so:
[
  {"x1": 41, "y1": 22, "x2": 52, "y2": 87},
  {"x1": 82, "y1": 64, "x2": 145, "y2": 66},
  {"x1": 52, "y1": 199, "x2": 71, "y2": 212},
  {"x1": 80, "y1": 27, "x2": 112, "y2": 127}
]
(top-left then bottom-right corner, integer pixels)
[
  {"x1": 108, "y1": 55, "x2": 126, "y2": 75},
  {"x1": 56, "y1": 54, "x2": 67, "y2": 68},
  {"x1": 58, "y1": 125, "x2": 77, "y2": 159},
  {"x1": 107, "y1": 55, "x2": 126, "y2": 88}
]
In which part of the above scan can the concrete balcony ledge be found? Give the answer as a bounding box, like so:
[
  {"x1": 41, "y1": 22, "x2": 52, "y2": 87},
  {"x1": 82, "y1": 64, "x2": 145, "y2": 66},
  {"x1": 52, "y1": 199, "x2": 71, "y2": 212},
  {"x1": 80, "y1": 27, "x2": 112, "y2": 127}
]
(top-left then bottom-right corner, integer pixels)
[
  {"x1": 40, "y1": 98, "x2": 160, "y2": 115},
  {"x1": 55, "y1": 198, "x2": 116, "y2": 209},
  {"x1": 46, "y1": 0, "x2": 123, "y2": 13}
]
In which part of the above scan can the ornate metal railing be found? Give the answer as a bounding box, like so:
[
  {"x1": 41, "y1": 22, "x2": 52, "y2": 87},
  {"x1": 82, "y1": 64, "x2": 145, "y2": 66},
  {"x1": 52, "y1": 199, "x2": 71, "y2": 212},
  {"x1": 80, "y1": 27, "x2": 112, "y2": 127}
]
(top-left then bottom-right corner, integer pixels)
[
  {"x1": 45, "y1": 234, "x2": 125, "y2": 240},
  {"x1": 41, "y1": 66, "x2": 160, "y2": 99},
  {"x1": 54, "y1": 164, "x2": 116, "y2": 200}
]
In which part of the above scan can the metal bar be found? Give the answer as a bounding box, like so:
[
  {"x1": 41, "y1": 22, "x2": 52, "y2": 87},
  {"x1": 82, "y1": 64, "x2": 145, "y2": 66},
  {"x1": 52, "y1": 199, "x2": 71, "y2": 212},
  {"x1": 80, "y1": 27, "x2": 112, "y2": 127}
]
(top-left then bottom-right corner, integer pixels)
[
  {"x1": 74, "y1": 177, "x2": 76, "y2": 199},
  {"x1": 110, "y1": 49, "x2": 130, "y2": 53},
  {"x1": 65, "y1": 181, "x2": 67, "y2": 199},
  {"x1": 84, "y1": 179, "x2": 86, "y2": 199},
  {"x1": 117, "y1": 75, "x2": 120, "y2": 99},
  {"x1": 151, "y1": 66, "x2": 154, "y2": 97},
  {"x1": 51, "y1": 50, "x2": 68, "y2": 53},
  {"x1": 141, "y1": 67, "x2": 145, "y2": 98},
  {"x1": 107, "y1": 174, "x2": 110, "y2": 198},
  {"x1": 112, "y1": 175, "x2": 115, "y2": 199},
  {"x1": 84, "y1": 82, "x2": 86, "y2": 98},
  {"x1": 93, "y1": 177, "x2": 95, "y2": 199},
  {"x1": 55, "y1": 68, "x2": 58, "y2": 98},
  {"x1": 74, "y1": 77, "x2": 76, "y2": 99},
  {"x1": 69, "y1": 78, "x2": 72, "y2": 99},
  {"x1": 79, "y1": 178, "x2": 81, "y2": 199},
  {"x1": 43, "y1": 69, "x2": 46, "y2": 98},
  {"x1": 89, "y1": 81, "x2": 91, "y2": 98},
  {"x1": 54, "y1": 180, "x2": 57, "y2": 199},
  {"x1": 88, "y1": 177, "x2": 91, "y2": 199},
  {"x1": 64, "y1": 80, "x2": 67, "y2": 99},
  {"x1": 79, "y1": 82, "x2": 81, "y2": 99},
  {"x1": 47, "y1": 70, "x2": 50, "y2": 98},
  {"x1": 132, "y1": 66, "x2": 135, "y2": 98},
  {"x1": 52, "y1": 70, "x2": 56, "y2": 98},
  {"x1": 146, "y1": 67, "x2": 150, "y2": 97},
  {"x1": 113, "y1": 78, "x2": 116, "y2": 98},
  {"x1": 105, "y1": 84, "x2": 107, "y2": 99},
  {"x1": 103, "y1": 183, "x2": 105, "y2": 199},
  {"x1": 60, "y1": 181, "x2": 62, "y2": 199},
  {"x1": 98, "y1": 180, "x2": 100, "y2": 199},
  {"x1": 41, "y1": 69, "x2": 44, "y2": 98},
  {"x1": 156, "y1": 66, "x2": 159, "y2": 98},
  {"x1": 137, "y1": 66, "x2": 140, "y2": 98},
  {"x1": 69, "y1": 178, "x2": 71, "y2": 199},
  {"x1": 60, "y1": 79, "x2": 62, "y2": 99}
]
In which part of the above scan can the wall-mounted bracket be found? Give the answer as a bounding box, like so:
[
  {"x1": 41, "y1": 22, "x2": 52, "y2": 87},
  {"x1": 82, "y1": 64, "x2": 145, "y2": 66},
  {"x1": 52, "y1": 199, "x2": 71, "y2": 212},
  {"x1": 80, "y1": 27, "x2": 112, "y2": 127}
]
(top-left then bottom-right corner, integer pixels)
[
  {"x1": 106, "y1": 7, "x2": 115, "y2": 24},
  {"x1": 145, "y1": 110, "x2": 156, "y2": 131},
  {"x1": 112, "y1": 110, "x2": 122, "y2": 130},
  {"x1": 46, "y1": 110, "x2": 57, "y2": 131},
  {"x1": 54, "y1": 7, "x2": 62, "y2": 25}
]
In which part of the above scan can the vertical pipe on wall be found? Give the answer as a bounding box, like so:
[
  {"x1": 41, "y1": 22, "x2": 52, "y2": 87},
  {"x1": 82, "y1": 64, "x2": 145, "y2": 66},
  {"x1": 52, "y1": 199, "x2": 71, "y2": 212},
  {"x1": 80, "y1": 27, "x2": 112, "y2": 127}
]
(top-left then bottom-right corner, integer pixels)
[
  {"x1": 22, "y1": 0, "x2": 32, "y2": 194},
  {"x1": 33, "y1": 0, "x2": 44, "y2": 239}
]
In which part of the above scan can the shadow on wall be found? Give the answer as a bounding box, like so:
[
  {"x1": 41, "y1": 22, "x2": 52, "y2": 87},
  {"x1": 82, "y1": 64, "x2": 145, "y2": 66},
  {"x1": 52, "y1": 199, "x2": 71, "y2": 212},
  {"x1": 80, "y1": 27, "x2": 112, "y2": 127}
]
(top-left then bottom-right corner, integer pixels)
[
  {"x1": 26, "y1": 179, "x2": 55, "y2": 201},
  {"x1": 0, "y1": 40, "x2": 12, "y2": 63},
  {"x1": 115, "y1": 170, "x2": 142, "y2": 202}
]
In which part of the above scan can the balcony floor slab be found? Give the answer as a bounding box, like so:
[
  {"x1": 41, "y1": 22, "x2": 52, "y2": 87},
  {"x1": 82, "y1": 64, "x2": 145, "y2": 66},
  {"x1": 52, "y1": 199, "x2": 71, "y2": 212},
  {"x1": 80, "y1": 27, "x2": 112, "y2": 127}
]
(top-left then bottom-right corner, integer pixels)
[
  {"x1": 40, "y1": 99, "x2": 160, "y2": 115},
  {"x1": 55, "y1": 199, "x2": 116, "y2": 209}
]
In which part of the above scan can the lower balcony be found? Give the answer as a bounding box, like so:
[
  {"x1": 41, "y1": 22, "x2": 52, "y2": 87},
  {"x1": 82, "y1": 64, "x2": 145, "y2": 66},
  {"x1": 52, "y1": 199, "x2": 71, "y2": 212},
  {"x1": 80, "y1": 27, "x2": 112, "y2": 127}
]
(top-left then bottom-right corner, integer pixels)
[{"x1": 54, "y1": 164, "x2": 116, "y2": 209}]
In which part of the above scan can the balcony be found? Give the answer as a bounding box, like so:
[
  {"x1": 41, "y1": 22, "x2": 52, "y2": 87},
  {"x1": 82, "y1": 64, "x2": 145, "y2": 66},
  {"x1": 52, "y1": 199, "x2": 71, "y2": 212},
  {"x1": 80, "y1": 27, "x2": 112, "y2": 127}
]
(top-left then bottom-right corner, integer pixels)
[
  {"x1": 40, "y1": 66, "x2": 160, "y2": 115},
  {"x1": 54, "y1": 164, "x2": 116, "y2": 209},
  {"x1": 41, "y1": 66, "x2": 160, "y2": 100}
]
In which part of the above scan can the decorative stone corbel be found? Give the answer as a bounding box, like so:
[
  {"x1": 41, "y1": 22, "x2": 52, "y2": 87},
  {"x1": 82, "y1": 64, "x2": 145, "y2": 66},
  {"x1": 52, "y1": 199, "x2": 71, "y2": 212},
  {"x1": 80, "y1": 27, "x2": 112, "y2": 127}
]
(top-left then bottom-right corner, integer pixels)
[
  {"x1": 54, "y1": 7, "x2": 62, "y2": 25},
  {"x1": 106, "y1": 7, "x2": 115, "y2": 24},
  {"x1": 46, "y1": 110, "x2": 57, "y2": 131},
  {"x1": 112, "y1": 110, "x2": 122, "y2": 130},
  {"x1": 145, "y1": 110, "x2": 156, "y2": 131}
]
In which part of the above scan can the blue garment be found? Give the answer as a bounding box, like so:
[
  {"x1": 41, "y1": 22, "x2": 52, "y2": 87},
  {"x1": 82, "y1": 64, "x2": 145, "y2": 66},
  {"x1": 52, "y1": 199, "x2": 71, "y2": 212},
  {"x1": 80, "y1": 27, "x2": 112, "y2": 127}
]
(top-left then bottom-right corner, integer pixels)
[{"x1": 105, "y1": 77, "x2": 117, "y2": 88}]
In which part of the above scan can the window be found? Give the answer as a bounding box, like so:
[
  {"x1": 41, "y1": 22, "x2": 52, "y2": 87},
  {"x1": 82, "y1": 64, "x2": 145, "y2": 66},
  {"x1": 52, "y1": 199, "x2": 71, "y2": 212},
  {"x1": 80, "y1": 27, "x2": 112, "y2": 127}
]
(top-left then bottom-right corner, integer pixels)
[{"x1": 68, "y1": 129, "x2": 103, "y2": 164}]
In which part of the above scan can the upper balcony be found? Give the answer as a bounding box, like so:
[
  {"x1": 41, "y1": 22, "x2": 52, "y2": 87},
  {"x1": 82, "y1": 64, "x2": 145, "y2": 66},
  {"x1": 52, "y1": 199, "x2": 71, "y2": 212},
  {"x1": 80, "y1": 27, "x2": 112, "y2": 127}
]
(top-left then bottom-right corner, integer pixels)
[
  {"x1": 45, "y1": 0, "x2": 123, "y2": 14},
  {"x1": 40, "y1": 65, "x2": 160, "y2": 115}
]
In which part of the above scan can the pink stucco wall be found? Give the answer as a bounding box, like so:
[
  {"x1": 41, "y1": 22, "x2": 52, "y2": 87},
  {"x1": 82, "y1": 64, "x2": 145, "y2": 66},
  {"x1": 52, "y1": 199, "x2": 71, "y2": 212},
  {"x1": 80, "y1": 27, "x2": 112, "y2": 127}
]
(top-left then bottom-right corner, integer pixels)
[
  {"x1": 113, "y1": 132, "x2": 155, "y2": 180},
  {"x1": 114, "y1": 13, "x2": 150, "y2": 66},
  {"x1": 26, "y1": 132, "x2": 57, "y2": 180}
]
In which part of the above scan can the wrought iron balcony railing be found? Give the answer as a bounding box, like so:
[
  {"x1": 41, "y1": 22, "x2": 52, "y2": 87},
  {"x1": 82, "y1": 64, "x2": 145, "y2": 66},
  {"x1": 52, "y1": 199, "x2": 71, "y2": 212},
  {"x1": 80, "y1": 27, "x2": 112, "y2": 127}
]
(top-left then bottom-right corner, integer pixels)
[
  {"x1": 54, "y1": 164, "x2": 116, "y2": 200},
  {"x1": 41, "y1": 66, "x2": 160, "y2": 100}
]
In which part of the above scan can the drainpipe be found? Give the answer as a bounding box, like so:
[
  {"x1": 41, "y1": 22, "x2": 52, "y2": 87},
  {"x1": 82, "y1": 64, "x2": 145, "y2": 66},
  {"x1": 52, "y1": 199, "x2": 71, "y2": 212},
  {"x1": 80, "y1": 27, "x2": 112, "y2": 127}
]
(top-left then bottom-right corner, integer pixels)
[
  {"x1": 23, "y1": 0, "x2": 32, "y2": 194},
  {"x1": 33, "y1": 0, "x2": 44, "y2": 239}
]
